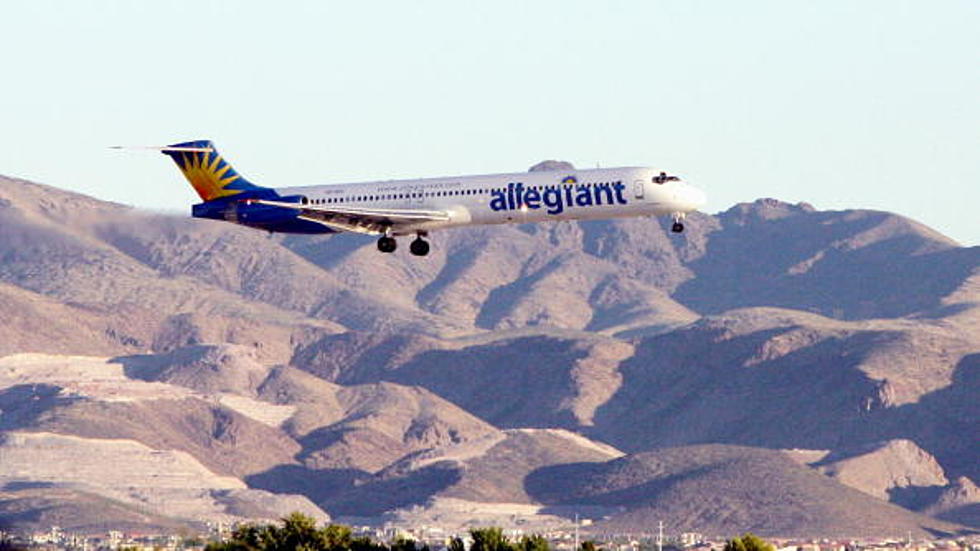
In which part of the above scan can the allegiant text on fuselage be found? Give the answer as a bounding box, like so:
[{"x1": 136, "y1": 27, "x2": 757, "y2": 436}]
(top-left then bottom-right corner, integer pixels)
[{"x1": 489, "y1": 181, "x2": 628, "y2": 215}]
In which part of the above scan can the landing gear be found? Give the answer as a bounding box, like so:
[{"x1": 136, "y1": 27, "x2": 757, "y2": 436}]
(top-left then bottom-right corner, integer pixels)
[
  {"x1": 670, "y1": 213, "x2": 685, "y2": 233},
  {"x1": 377, "y1": 231, "x2": 430, "y2": 256},
  {"x1": 377, "y1": 236, "x2": 397, "y2": 253},
  {"x1": 409, "y1": 236, "x2": 430, "y2": 256}
]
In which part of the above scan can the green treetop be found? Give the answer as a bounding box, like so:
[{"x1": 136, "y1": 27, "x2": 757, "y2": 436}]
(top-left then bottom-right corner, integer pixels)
[{"x1": 723, "y1": 533, "x2": 775, "y2": 551}]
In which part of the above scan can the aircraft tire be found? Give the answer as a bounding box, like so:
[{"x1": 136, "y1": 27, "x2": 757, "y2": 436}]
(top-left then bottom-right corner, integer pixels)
[
  {"x1": 377, "y1": 236, "x2": 397, "y2": 253},
  {"x1": 409, "y1": 238, "x2": 430, "y2": 257},
  {"x1": 671, "y1": 222, "x2": 684, "y2": 233}
]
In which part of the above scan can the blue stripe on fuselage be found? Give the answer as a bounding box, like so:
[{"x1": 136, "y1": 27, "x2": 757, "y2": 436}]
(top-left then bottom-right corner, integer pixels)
[{"x1": 192, "y1": 192, "x2": 337, "y2": 235}]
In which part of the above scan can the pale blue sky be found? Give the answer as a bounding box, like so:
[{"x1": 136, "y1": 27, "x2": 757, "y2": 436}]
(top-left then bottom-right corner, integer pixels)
[{"x1": 1, "y1": 1, "x2": 977, "y2": 244}]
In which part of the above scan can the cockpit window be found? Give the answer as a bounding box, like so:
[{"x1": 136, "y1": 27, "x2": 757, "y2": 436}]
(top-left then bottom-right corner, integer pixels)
[{"x1": 653, "y1": 172, "x2": 681, "y2": 184}]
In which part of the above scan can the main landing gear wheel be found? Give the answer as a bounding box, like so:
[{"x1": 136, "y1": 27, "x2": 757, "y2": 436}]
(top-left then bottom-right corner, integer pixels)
[
  {"x1": 377, "y1": 236, "x2": 397, "y2": 253},
  {"x1": 671, "y1": 222, "x2": 685, "y2": 233},
  {"x1": 410, "y1": 237, "x2": 430, "y2": 257}
]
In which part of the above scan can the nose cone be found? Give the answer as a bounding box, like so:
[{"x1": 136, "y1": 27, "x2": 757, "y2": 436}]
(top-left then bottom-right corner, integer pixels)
[
  {"x1": 693, "y1": 186, "x2": 707, "y2": 208},
  {"x1": 684, "y1": 184, "x2": 707, "y2": 211}
]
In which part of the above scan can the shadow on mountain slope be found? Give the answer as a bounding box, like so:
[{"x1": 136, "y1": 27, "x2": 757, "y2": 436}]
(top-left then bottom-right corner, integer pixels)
[
  {"x1": 877, "y1": 353, "x2": 980, "y2": 481},
  {"x1": 377, "y1": 336, "x2": 593, "y2": 429},
  {"x1": 591, "y1": 326, "x2": 889, "y2": 450},
  {"x1": 0, "y1": 384, "x2": 77, "y2": 430},
  {"x1": 246, "y1": 465, "x2": 368, "y2": 506},
  {"x1": 938, "y1": 504, "x2": 980, "y2": 529},
  {"x1": 282, "y1": 233, "x2": 376, "y2": 271},
  {"x1": 475, "y1": 254, "x2": 578, "y2": 330},
  {"x1": 246, "y1": 462, "x2": 462, "y2": 517}
]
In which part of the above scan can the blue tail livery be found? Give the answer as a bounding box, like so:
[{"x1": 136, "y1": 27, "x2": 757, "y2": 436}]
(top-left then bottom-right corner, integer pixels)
[{"x1": 161, "y1": 140, "x2": 268, "y2": 202}]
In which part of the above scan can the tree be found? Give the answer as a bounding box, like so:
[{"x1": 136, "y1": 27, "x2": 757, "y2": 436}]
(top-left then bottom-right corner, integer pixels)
[
  {"x1": 449, "y1": 537, "x2": 466, "y2": 551},
  {"x1": 320, "y1": 524, "x2": 353, "y2": 550},
  {"x1": 277, "y1": 512, "x2": 327, "y2": 551},
  {"x1": 470, "y1": 528, "x2": 514, "y2": 551},
  {"x1": 518, "y1": 534, "x2": 550, "y2": 551},
  {"x1": 206, "y1": 523, "x2": 265, "y2": 551},
  {"x1": 723, "y1": 534, "x2": 774, "y2": 551},
  {"x1": 0, "y1": 539, "x2": 26, "y2": 551},
  {"x1": 205, "y1": 513, "x2": 356, "y2": 551},
  {"x1": 580, "y1": 542, "x2": 599, "y2": 551},
  {"x1": 391, "y1": 536, "x2": 424, "y2": 551}
]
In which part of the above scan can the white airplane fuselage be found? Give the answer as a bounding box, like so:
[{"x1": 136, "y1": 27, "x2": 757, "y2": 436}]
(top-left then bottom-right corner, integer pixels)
[
  {"x1": 278, "y1": 166, "x2": 706, "y2": 234},
  {"x1": 161, "y1": 140, "x2": 706, "y2": 256}
]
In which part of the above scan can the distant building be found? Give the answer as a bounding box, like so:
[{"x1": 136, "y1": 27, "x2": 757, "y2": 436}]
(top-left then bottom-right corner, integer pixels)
[{"x1": 681, "y1": 533, "x2": 704, "y2": 546}]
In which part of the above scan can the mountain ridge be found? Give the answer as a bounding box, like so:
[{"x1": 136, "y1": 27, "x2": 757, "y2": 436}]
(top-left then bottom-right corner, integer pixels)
[{"x1": 0, "y1": 174, "x2": 976, "y2": 535}]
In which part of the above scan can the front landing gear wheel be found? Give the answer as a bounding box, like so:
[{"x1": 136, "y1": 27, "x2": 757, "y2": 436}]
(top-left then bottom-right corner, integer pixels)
[
  {"x1": 671, "y1": 222, "x2": 685, "y2": 233},
  {"x1": 377, "y1": 236, "x2": 397, "y2": 253},
  {"x1": 409, "y1": 237, "x2": 430, "y2": 257}
]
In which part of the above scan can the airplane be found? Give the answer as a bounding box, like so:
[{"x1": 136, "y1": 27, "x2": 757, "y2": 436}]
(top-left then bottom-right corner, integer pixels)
[{"x1": 148, "y1": 140, "x2": 707, "y2": 256}]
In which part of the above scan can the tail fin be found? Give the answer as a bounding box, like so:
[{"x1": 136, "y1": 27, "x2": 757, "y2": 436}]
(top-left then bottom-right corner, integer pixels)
[{"x1": 162, "y1": 140, "x2": 267, "y2": 201}]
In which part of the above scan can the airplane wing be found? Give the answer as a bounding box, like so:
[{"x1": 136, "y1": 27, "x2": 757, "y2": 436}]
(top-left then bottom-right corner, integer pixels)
[{"x1": 249, "y1": 199, "x2": 451, "y2": 235}]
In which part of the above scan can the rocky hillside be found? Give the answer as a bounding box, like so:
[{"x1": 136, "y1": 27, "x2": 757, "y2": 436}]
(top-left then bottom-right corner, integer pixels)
[
  {"x1": 0, "y1": 175, "x2": 977, "y2": 535},
  {"x1": 525, "y1": 444, "x2": 964, "y2": 538}
]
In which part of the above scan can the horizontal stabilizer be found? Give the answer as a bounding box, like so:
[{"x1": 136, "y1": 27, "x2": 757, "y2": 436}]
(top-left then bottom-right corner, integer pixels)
[{"x1": 109, "y1": 145, "x2": 215, "y2": 153}]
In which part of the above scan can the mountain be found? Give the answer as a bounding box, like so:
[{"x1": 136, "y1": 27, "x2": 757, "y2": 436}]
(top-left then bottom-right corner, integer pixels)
[
  {"x1": 291, "y1": 331, "x2": 636, "y2": 430},
  {"x1": 586, "y1": 308, "x2": 979, "y2": 477},
  {"x1": 672, "y1": 200, "x2": 975, "y2": 319},
  {"x1": 0, "y1": 486, "x2": 198, "y2": 535},
  {"x1": 524, "y1": 444, "x2": 964, "y2": 538},
  {"x1": 0, "y1": 281, "x2": 128, "y2": 357},
  {"x1": 284, "y1": 307, "x2": 979, "y2": 482},
  {"x1": 311, "y1": 428, "x2": 624, "y2": 519},
  {"x1": 3, "y1": 176, "x2": 976, "y2": 340},
  {"x1": 255, "y1": 366, "x2": 500, "y2": 473},
  {"x1": 800, "y1": 439, "x2": 950, "y2": 503},
  {"x1": 925, "y1": 477, "x2": 980, "y2": 527},
  {"x1": 0, "y1": 431, "x2": 326, "y2": 527},
  {"x1": 0, "y1": 174, "x2": 977, "y2": 535}
]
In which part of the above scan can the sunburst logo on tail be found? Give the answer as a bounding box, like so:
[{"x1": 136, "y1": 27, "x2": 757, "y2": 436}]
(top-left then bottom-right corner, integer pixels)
[
  {"x1": 176, "y1": 150, "x2": 242, "y2": 200},
  {"x1": 163, "y1": 140, "x2": 263, "y2": 202}
]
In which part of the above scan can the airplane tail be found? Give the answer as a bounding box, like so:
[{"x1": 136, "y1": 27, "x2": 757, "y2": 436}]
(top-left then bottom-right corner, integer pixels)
[{"x1": 161, "y1": 140, "x2": 268, "y2": 202}]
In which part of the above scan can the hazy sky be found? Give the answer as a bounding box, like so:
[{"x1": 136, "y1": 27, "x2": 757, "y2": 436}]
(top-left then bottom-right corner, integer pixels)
[{"x1": 2, "y1": 1, "x2": 977, "y2": 245}]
